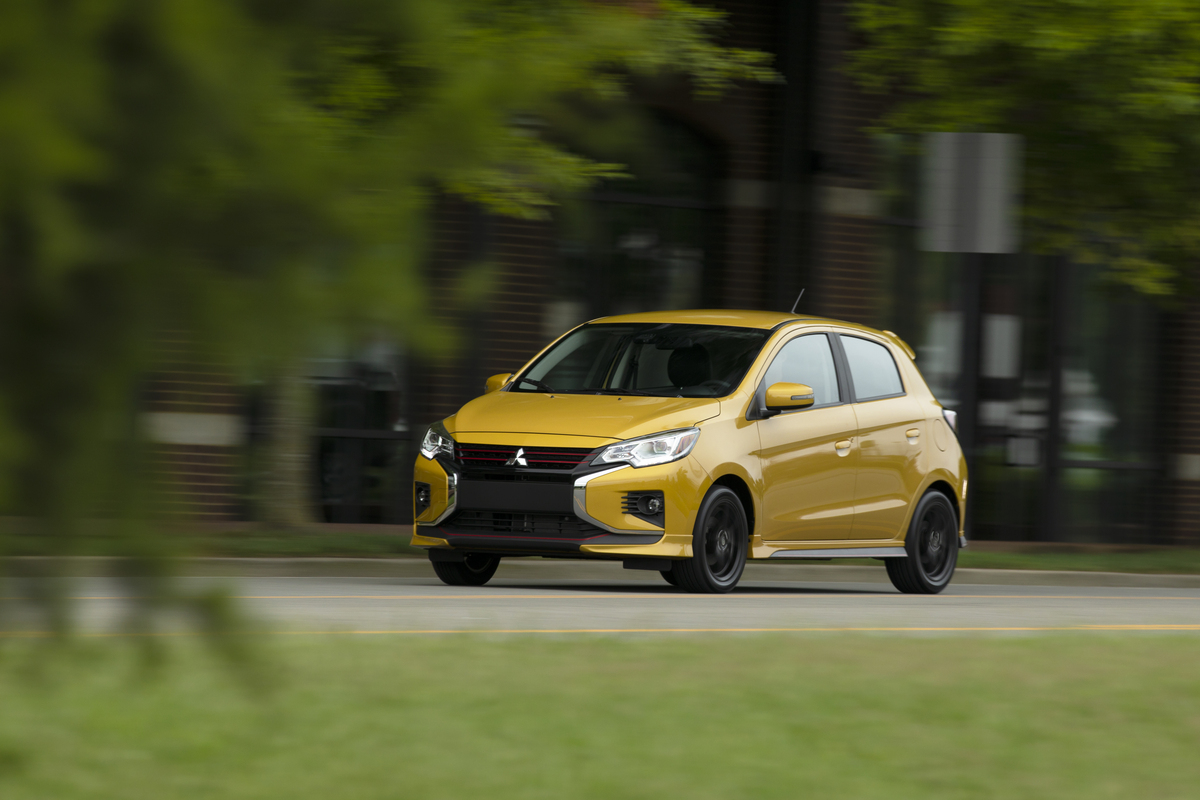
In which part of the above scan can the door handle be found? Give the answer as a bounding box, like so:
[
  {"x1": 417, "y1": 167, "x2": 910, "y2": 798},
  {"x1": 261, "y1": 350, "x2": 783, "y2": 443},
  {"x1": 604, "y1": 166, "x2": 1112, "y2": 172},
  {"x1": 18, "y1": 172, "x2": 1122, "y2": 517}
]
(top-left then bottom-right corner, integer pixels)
[
  {"x1": 835, "y1": 439, "x2": 852, "y2": 457},
  {"x1": 906, "y1": 428, "x2": 921, "y2": 443}
]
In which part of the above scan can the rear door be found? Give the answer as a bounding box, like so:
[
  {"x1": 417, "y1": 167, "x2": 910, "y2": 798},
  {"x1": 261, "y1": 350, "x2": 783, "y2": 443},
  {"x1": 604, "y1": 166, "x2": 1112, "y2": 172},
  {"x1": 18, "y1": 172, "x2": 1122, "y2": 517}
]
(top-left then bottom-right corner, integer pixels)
[
  {"x1": 755, "y1": 332, "x2": 859, "y2": 541},
  {"x1": 836, "y1": 334, "x2": 927, "y2": 540}
]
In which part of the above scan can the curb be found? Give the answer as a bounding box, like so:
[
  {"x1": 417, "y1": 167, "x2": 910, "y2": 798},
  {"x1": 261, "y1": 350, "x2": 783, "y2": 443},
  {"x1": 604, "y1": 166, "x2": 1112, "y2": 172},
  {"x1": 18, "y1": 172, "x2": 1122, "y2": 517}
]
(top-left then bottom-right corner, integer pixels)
[{"x1": 8, "y1": 556, "x2": 1200, "y2": 588}]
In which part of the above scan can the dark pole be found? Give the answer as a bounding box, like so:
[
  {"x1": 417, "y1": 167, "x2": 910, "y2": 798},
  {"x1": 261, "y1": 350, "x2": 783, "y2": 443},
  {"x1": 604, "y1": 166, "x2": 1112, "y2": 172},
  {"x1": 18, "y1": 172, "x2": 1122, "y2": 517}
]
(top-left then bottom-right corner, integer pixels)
[
  {"x1": 400, "y1": 352, "x2": 417, "y2": 524},
  {"x1": 1041, "y1": 254, "x2": 1068, "y2": 541},
  {"x1": 958, "y1": 252, "x2": 984, "y2": 537},
  {"x1": 772, "y1": 0, "x2": 800, "y2": 308},
  {"x1": 772, "y1": 0, "x2": 816, "y2": 310},
  {"x1": 461, "y1": 205, "x2": 490, "y2": 405}
]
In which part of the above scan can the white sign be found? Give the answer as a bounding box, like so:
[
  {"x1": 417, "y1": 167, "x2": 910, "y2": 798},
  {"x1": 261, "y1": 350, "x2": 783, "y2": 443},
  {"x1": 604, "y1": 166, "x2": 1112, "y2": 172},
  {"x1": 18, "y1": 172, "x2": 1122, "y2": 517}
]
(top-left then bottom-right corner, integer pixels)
[{"x1": 921, "y1": 132, "x2": 1022, "y2": 254}]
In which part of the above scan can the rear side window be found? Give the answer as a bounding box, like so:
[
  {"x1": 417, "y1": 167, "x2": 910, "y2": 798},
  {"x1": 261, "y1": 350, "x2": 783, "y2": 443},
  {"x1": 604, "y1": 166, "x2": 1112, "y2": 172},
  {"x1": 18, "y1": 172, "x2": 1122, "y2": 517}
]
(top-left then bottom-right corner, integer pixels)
[
  {"x1": 841, "y1": 336, "x2": 904, "y2": 401},
  {"x1": 763, "y1": 334, "x2": 841, "y2": 406}
]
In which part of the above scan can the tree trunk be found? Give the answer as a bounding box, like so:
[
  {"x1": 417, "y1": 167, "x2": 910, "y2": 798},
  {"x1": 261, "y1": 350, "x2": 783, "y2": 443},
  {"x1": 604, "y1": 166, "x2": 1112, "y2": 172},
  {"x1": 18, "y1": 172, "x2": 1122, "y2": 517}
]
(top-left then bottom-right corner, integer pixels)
[{"x1": 260, "y1": 361, "x2": 316, "y2": 529}]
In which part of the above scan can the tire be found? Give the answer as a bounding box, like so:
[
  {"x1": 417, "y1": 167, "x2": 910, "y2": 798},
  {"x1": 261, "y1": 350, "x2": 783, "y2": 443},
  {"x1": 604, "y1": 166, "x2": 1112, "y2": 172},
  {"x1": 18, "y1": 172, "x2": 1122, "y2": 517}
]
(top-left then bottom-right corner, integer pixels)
[
  {"x1": 660, "y1": 564, "x2": 680, "y2": 587},
  {"x1": 430, "y1": 553, "x2": 501, "y2": 586},
  {"x1": 886, "y1": 491, "x2": 959, "y2": 594},
  {"x1": 673, "y1": 486, "x2": 749, "y2": 594}
]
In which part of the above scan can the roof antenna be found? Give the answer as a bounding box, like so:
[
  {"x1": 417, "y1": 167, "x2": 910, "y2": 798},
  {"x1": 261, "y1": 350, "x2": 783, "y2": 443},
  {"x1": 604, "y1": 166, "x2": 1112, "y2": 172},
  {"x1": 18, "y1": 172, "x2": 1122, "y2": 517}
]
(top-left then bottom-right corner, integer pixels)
[{"x1": 790, "y1": 288, "x2": 806, "y2": 315}]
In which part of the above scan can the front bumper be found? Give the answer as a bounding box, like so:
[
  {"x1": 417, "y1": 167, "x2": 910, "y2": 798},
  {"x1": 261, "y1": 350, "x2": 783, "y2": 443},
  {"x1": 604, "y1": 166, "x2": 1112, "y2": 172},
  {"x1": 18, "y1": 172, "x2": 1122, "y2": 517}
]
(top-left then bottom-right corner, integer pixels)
[{"x1": 412, "y1": 453, "x2": 703, "y2": 558}]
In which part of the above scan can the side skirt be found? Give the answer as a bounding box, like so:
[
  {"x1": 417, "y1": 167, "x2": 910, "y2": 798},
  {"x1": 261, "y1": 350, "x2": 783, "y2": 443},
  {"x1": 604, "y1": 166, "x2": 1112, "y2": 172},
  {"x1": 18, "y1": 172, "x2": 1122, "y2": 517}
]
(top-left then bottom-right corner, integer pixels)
[{"x1": 768, "y1": 546, "x2": 907, "y2": 559}]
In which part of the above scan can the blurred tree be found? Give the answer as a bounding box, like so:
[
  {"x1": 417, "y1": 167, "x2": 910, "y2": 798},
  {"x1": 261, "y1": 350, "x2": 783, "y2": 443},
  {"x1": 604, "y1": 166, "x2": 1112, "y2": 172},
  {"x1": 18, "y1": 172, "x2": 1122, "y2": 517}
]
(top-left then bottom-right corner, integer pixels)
[
  {"x1": 851, "y1": 0, "x2": 1200, "y2": 294},
  {"x1": 0, "y1": 0, "x2": 772, "y2": 629}
]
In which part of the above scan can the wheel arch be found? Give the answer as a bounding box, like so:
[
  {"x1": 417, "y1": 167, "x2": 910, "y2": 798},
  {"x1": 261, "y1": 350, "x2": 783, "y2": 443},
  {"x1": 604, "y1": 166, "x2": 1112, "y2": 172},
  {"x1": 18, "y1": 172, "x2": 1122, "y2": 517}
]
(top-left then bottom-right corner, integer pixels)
[
  {"x1": 710, "y1": 472, "x2": 756, "y2": 540},
  {"x1": 894, "y1": 470, "x2": 966, "y2": 543},
  {"x1": 924, "y1": 479, "x2": 961, "y2": 531}
]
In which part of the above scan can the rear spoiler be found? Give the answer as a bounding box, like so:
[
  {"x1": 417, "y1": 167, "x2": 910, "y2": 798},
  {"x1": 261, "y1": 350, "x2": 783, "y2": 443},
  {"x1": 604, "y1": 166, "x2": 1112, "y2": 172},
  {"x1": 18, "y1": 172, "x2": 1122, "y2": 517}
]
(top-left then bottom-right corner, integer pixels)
[{"x1": 881, "y1": 330, "x2": 916, "y2": 360}]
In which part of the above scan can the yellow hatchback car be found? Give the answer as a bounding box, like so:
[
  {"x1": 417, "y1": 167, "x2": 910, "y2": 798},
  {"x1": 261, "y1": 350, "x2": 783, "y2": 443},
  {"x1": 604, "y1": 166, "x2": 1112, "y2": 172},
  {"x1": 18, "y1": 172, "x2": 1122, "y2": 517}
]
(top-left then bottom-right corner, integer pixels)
[{"x1": 412, "y1": 310, "x2": 966, "y2": 594}]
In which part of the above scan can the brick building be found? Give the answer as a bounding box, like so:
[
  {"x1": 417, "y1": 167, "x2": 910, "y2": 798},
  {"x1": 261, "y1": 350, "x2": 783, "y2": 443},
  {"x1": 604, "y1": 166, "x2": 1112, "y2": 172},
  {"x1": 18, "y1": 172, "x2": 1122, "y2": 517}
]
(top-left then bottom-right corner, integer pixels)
[{"x1": 159, "y1": 0, "x2": 1198, "y2": 543}]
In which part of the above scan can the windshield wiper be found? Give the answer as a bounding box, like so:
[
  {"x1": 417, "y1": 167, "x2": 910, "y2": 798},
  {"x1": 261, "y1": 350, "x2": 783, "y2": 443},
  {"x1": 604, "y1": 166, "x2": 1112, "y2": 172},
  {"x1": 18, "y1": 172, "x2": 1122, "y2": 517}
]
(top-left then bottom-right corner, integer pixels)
[
  {"x1": 514, "y1": 377, "x2": 555, "y2": 393},
  {"x1": 592, "y1": 388, "x2": 666, "y2": 397}
]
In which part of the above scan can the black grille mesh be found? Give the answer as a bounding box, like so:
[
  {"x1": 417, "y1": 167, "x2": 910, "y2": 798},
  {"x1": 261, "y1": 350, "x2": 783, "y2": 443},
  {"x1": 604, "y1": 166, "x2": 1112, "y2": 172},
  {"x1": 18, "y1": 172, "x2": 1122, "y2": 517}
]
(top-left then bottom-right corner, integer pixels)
[
  {"x1": 447, "y1": 510, "x2": 604, "y2": 539},
  {"x1": 456, "y1": 444, "x2": 594, "y2": 470}
]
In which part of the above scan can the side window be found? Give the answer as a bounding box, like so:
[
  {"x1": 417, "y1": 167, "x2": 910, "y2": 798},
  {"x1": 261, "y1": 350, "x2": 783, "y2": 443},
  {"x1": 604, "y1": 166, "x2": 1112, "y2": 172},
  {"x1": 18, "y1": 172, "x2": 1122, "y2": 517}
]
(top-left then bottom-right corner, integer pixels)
[
  {"x1": 840, "y1": 336, "x2": 904, "y2": 401},
  {"x1": 763, "y1": 334, "x2": 841, "y2": 406}
]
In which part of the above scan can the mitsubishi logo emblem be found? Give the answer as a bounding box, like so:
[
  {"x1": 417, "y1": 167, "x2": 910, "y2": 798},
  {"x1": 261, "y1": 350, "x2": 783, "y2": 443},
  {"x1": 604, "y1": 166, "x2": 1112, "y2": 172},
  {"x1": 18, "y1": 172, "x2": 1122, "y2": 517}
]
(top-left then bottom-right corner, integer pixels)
[{"x1": 506, "y1": 447, "x2": 528, "y2": 467}]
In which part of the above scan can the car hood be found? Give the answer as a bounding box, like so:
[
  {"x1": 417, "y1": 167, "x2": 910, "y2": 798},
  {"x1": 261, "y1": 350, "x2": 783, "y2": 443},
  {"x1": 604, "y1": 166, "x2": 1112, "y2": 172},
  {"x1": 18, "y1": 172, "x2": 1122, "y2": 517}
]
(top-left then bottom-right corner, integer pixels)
[{"x1": 446, "y1": 392, "x2": 722, "y2": 444}]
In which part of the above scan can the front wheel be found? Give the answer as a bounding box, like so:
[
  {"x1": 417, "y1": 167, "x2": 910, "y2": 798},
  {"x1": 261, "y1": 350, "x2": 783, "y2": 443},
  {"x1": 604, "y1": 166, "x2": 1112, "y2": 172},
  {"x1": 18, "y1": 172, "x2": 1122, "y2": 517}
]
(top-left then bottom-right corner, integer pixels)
[
  {"x1": 430, "y1": 553, "x2": 501, "y2": 586},
  {"x1": 886, "y1": 491, "x2": 958, "y2": 594},
  {"x1": 673, "y1": 486, "x2": 748, "y2": 594}
]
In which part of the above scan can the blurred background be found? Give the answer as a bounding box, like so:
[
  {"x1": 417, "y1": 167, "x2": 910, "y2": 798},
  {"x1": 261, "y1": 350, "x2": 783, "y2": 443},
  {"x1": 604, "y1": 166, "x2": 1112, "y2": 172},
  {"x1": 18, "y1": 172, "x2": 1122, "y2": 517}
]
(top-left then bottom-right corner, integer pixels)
[
  {"x1": 151, "y1": 1, "x2": 1195, "y2": 547},
  {"x1": 3, "y1": 0, "x2": 1200, "y2": 563}
]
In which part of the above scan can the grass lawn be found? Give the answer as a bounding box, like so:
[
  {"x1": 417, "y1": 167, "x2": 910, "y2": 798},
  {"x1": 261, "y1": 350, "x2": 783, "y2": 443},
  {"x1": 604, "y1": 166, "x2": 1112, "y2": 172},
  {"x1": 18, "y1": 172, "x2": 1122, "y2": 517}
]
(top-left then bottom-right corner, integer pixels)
[
  {"x1": 186, "y1": 530, "x2": 424, "y2": 559},
  {"x1": 1, "y1": 634, "x2": 1198, "y2": 799},
  {"x1": 184, "y1": 540, "x2": 1200, "y2": 574},
  {"x1": 8, "y1": 523, "x2": 1200, "y2": 573},
  {"x1": 789, "y1": 549, "x2": 1200, "y2": 574},
  {"x1": 956, "y1": 548, "x2": 1200, "y2": 574},
  {"x1": 1, "y1": 528, "x2": 426, "y2": 559}
]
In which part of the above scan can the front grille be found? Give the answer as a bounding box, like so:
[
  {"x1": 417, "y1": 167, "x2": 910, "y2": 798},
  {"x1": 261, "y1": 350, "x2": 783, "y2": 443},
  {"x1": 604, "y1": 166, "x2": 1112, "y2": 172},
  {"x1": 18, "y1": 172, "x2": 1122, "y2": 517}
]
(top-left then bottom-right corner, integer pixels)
[
  {"x1": 469, "y1": 472, "x2": 575, "y2": 484},
  {"x1": 447, "y1": 510, "x2": 604, "y2": 539},
  {"x1": 456, "y1": 444, "x2": 595, "y2": 470}
]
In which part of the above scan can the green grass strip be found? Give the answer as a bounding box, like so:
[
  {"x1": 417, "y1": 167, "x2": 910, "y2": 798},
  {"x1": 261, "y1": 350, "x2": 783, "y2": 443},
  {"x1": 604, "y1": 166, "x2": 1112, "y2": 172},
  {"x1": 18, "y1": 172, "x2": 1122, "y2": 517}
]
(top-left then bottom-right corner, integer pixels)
[
  {"x1": 958, "y1": 549, "x2": 1200, "y2": 574},
  {"x1": 0, "y1": 635, "x2": 1198, "y2": 798}
]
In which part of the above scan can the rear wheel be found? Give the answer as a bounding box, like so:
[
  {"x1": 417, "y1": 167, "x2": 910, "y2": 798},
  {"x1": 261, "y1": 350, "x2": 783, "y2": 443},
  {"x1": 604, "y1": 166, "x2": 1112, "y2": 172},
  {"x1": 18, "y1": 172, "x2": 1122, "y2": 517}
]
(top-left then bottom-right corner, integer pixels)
[
  {"x1": 673, "y1": 486, "x2": 748, "y2": 594},
  {"x1": 430, "y1": 553, "x2": 501, "y2": 586},
  {"x1": 886, "y1": 491, "x2": 958, "y2": 594}
]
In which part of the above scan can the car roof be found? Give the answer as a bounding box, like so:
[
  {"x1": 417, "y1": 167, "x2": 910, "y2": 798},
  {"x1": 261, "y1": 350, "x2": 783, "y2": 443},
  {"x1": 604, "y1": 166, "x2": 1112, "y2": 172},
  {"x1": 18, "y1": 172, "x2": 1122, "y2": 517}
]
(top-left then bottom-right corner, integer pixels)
[
  {"x1": 590, "y1": 309, "x2": 877, "y2": 335},
  {"x1": 587, "y1": 309, "x2": 916, "y2": 358}
]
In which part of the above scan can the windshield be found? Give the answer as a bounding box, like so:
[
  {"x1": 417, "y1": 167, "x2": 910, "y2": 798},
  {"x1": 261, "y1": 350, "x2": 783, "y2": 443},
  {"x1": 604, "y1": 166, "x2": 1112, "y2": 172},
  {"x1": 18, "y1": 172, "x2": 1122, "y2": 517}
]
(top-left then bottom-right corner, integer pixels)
[{"x1": 511, "y1": 323, "x2": 771, "y2": 398}]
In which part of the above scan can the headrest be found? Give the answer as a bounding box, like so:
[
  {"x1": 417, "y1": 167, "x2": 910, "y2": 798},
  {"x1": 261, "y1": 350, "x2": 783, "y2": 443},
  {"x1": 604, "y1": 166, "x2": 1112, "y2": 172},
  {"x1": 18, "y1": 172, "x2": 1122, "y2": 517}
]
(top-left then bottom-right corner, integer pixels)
[{"x1": 668, "y1": 344, "x2": 711, "y2": 388}]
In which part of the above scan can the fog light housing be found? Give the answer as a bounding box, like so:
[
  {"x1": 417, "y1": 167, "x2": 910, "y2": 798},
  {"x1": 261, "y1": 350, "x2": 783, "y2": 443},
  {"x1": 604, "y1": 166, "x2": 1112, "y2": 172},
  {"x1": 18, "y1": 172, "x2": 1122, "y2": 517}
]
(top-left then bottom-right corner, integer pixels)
[
  {"x1": 622, "y1": 490, "x2": 665, "y2": 527},
  {"x1": 414, "y1": 482, "x2": 432, "y2": 517},
  {"x1": 638, "y1": 495, "x2": 662, "y2": 515}
]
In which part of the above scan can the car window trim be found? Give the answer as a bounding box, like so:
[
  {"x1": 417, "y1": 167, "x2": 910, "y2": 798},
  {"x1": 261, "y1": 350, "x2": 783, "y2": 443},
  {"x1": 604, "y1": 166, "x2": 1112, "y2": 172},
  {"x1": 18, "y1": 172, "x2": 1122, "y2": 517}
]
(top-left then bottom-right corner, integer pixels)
[
  {"x1": 829, "y1": 332, "x2": 854, "y2": 404},
  {"x1": 748, "y1": 331, "x2": 848, "y2": 420},
  {"x1": 834, "y1": 333, "x2": 907, "y2": 403}
]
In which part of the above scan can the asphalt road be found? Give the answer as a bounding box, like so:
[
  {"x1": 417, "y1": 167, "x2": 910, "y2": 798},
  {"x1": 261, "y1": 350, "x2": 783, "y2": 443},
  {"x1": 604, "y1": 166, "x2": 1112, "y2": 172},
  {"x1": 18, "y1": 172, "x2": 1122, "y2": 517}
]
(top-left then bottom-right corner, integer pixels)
[{"x1": 6, "y1": 561, "x2": 1200, "y2": 636}]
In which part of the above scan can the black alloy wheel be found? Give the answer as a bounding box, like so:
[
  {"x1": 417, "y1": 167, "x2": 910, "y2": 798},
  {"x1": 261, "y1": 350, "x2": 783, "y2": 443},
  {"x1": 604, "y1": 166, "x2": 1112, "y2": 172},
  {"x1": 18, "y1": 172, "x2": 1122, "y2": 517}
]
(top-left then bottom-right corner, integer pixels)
[
  {"x1": 886, "y1": 491, "x2": 959, "y2": 594},
  {"x1": 430, "y1": 553, "x2": 501, "y2": 586},
  {"x1": 673, "y1": 486, "x2": 749, "y2": 594}
]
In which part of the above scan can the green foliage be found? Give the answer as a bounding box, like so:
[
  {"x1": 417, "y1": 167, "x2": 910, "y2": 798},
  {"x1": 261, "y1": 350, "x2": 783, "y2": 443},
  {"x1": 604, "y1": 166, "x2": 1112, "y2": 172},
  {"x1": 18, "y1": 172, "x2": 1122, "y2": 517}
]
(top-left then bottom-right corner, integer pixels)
[
  {"x1": 0, "y1": 0, "x2": 772, "y2": 625},
  {"x1": 850, "y1": 0, "x2": 1200, "y2": 294}
]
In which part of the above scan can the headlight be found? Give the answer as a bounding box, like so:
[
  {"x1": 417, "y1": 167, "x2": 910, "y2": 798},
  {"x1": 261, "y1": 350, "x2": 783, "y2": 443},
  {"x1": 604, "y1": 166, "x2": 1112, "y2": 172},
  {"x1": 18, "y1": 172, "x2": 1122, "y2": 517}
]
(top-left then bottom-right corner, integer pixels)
[
  {"x1": 419, "y1": 421, "x2": 455, "y2": 460},
  {"x1": 593, "y1": 428, "x2": 700, "y2": 468}
]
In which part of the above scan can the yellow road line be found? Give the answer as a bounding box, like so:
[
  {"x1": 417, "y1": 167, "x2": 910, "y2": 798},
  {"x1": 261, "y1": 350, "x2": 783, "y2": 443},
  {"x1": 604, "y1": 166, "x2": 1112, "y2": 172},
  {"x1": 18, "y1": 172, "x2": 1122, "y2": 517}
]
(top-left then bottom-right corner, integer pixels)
[
  {"x1": 3, "y1": 624, "x2": 1200, "y2": 639},
  {"x1": 11, "y1": 593, "x2": 1200, "y2": 602},
  {"x1": 270, "y1": 624, "x2": 1200, "y2": 635},
  {"x1": 253, "y1": 593, "x2": 1199, "y2": 601}
]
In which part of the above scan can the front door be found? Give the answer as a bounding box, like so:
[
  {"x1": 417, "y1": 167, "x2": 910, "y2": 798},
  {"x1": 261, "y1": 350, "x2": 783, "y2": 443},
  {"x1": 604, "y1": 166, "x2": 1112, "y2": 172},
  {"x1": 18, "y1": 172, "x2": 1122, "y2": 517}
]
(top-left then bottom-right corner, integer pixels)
[
  {"x1": 756, "y1": 333, "x2": 859, "y2": 541},
  {"x1": 838, "y1": 335, "x2": 927, "y2": 540}
]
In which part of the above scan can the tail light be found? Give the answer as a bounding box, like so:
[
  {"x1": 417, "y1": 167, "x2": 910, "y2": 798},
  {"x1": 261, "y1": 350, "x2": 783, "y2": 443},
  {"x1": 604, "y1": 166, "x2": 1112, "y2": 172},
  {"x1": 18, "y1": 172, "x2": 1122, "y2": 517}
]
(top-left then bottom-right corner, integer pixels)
[{"x1": 942, "y1": 409, "x2": 958, "y2": 432}]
